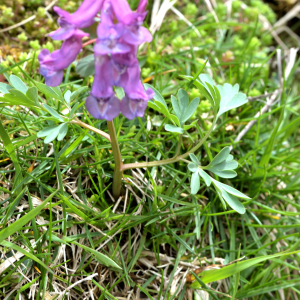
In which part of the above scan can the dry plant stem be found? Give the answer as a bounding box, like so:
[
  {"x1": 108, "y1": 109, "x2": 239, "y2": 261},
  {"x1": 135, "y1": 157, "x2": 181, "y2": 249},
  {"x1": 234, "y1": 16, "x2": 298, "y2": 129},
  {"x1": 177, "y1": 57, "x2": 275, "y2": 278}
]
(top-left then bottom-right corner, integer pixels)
[
  {"x1": 107, "y1": 121, "x2": 123, "y2": 199},
  {"x1": 121, "y1": 118, "x2": 217, "y2": 171},
  {"x1": 71, "y1": 119, "x2": 111, "y2": 142}
]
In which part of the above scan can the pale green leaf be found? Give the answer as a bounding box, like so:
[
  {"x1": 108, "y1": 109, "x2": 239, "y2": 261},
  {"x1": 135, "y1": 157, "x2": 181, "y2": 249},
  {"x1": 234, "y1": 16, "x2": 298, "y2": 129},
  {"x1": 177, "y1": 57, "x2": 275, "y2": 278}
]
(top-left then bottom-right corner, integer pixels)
[
  {"x1": 182, "y1": 97, "x2": 199, "y2": 123},
  {"x1": 57, "y1": 123, "x2": 68, "y2": 141},
  {"x1": 199, "y1": 169, "x2": 212, "y2": 187},
  {"x1": 210, "y1": 147, "x2": 230, "y2": 167},
  {"x1": 188, "y1": 162, "x2": 198, "y2": 172},
  {"x1": 171, "y1": 95, "x2": 180, "y2": 119},
  {"x1": 10, "y1": 75, "x2": 28, "y2": 94},
  {"x1": 76, "y1": 54, "x2": 95, "y2": 77},
  {"x1": 165, "y1": 124, "x2": 184, "y2": 134},
  {"x1": 37, "y1": 126, "x2": 57, "y2": 138},
  {"x1": 191, "y1": 172, "x2": 200, "y2": 194},
  {"x1": 43, "y1": 103, "x2": 64, "y2": 122},
  {"x1": 221, "y1": 190, "x2": 245, "y2": 214},
  {"x1": 189, "y1": 153, "x2": 199, "y2": 165},
  {"x1": 144, "y1": 84, "x2": 167, "y2": 108}
]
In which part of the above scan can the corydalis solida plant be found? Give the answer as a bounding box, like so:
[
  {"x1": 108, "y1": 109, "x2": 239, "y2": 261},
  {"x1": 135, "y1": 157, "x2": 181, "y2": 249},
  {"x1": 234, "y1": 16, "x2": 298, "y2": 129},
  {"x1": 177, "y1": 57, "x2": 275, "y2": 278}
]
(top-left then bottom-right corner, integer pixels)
[
  {"x1": 35, "y1": 0, "x2": 250, "y2": 212},
  {"x1": 38, "y1": 0, "x2": 154, "y2": 121}
]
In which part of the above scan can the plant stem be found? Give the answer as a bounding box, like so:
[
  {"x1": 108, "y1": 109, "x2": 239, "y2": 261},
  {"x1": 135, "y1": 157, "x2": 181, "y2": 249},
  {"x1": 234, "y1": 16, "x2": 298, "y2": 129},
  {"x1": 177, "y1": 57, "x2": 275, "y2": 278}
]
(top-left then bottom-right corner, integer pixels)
[
  {"x1": 107, "y1": 121, "x2": 123, "y2": 199},
  {"x1": 71, "y1": 118, "x2": 111, "y2": 142},
  {"x1": 175, "y1": 135, "x2": 182, "y2": 157},
  {"x1": 121, "y1": 118, "x2": 216, "y2": 171}
]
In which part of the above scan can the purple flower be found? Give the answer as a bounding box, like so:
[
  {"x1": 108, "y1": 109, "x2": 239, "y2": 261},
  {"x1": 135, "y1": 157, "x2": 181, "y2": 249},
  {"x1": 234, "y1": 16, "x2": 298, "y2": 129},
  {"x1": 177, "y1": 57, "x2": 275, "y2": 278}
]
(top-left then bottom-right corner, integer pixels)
[
  {"x1": 84, "y1": 54, "x2": 121, "y2": 120},
  {"x1": 49, "y1": 0, "x2": 104, "y2": 40},
  {"x1": 38, "y1": 31, "x2": 88, "y2": 86},
  {"x1": 94, "y1": 1, "x2": 131, "y2": 55},
  {"x1": 91, "y1": 55, "x2": 115, "y2": 98},
  {"x1": 111, "y1": 0, "x2": 152, "y2": 45},
  {"x1": 118, "y1": 62, "x2": 154, "y2": 119},
  {"x1": 120, "y1": 96, "x2": 148, "y2": 120},
  {"x1": 118, "y1": 62, "x2": 154, "y2": 100},
  {"x1": 39, "y1": 0, "x2": 154, "y2": 121},
  {"x1": 85, "y1": 95, "x2": 120, "y2": 121}
]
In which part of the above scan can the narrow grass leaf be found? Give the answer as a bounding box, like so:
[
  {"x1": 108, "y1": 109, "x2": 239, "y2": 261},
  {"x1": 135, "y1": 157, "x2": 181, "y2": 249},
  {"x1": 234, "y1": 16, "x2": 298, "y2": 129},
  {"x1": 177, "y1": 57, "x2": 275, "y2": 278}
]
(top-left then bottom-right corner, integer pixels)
[
  {"x1": 0, "y1": 240, "x2": 53, "y2": 274},
  {"x1": 0, "y1": 191, "x2": 57, "y2": 243},
  {"x1": 190, "y1": 250, "x2": 300, "y2": 286},
  {"x1": 0, "y1": 121, "x2": 23, "y2": 194},
  {"x1": 71, "y1": 241, "x2": 121, "y2": 270}
]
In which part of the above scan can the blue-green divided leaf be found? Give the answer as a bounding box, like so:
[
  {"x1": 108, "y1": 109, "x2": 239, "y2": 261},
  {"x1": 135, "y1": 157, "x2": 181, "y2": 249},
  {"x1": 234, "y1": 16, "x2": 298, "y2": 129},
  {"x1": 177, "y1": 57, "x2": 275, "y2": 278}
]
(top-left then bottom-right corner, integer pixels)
[
  {"x1": 0, "y1": 241, "x2": 53, "y2": 274},
  {"x1": 76, "y1": 54, "x2": 95, "y2": 77},
  {"x1": 189, "y1": 153, "x2": 199, "y2": 165},
  {"x1": 26, "y1": 87, "x2": 39, "y2": 106},
  {"x1": 182, "y1": 97, "x2": 199, "y2": 123},
  {"x1": 193, "y1": 82, "x2": 214, "y2": 106},
  {"x1": 221, "y1": 190, "x2": 245, "y2": 214},
  {"x1": 188, "y1": 162, "x2": 198, "y2": 173},
  {"x1": 37, "y1": 126, "x2": 57, "y2": 138},
  {"x1": 222, "y1": 159, "x2": 238, "y2": 170},
  {"x1": 199, "y1": 169, "x2": 212, "y2": 186},
  {"x1": 155, "y1": 101, "x2": 170, "y2": 118},
  {"x1": 0, "y1": 82, "x2": 12, "y2": 94},
  {"x1": 50, "y1": 86, "x2": 64, "y2": 100},
  {"x1": 199, "y1": 74, "x2": 215, "y2": 86},
  {"x1": 69, "y1": 102, "x2": 80, "y2": 118},
  {"x1": 208, "y1": 169, "x2": 237, "y2": 178},
  {"x1": 64, "y1": 90, "x2": 71, "y2": 103},
  {"x1": 43, "y1": 104, "x2": 64, "y2": 122},
  {"x1": 183, "y1": 120, "x2": 197, "y2": 130},
  {"x1": 44, "y1": 124, "x2": 63, "y2": 144},
  {"x1": 70, "y1": 86, "x2": 89, "y2": 101},
  {"x1": 57, "y1": 123, "x2": 68, "y2": 141},
  {"x1": 35, "y1": 82, "x2": 62, "y2": 100},
  {"x1": 183, "y1": 74, "x2": 216, "y2": 108},
  {"x1": 171, "y1": 95, "x2": 180, "y2": 119},
  {"x1": 207, "y1": 154, "x2": 238, "y2": 176},
  {"x1": 210, "y1": 147, "x2": 230, "y2": 167},
  {"x1": 169, "y1": 114, "x2": 181, "y2": 127},
  {"x1": 178, "y1": 89, "x2": 189, "y2": 111},
  {"x1": 10, "y1": 75, "x2": 28, "y2": 94},
  {"x1": 214, "y1": 180, "x2": 250, "y2": 199},
  {"x1": 1, "y1": 89, "x2": 37, "y2": 107},
  {"x1": 217, "y1": 83, "x2": 247, "y2": 118},
  {"x1": 191, "y1": 172, "x2": 200, "y2": 194},
  {"x1": 165, "y1": 124, "x2": 184, "y2": 134},
  {"x1": 147, "y1": 101, "x2": 159, "y2": 111},
  {"x1": 144, "y1": 84, "x2": 167, "y2": 108}
]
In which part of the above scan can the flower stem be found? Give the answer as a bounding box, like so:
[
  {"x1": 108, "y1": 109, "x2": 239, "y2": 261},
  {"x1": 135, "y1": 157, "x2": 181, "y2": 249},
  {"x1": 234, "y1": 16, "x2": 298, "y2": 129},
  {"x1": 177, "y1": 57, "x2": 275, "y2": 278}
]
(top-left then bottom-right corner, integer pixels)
[
  {"x1": 121, "y1": 118, "x2": 216, "y2": 171},
  {"x1": 107, "y1": 121, "x2": 123, "y2": 199},
  {"x1": 71, "y1": 118, "x2": 111, "y2": 142},
  {"x1": 175, "y1": 135, "x2": 182, "y2": 157}
]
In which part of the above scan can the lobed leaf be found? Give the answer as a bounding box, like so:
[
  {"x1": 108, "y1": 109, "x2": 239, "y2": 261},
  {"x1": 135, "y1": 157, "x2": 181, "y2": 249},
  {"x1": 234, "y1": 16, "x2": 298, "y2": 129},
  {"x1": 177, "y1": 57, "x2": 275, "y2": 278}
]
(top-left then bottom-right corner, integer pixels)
[
  {"x1": 165, "y1": 124, "x2": 184, "y2": 134},
  {"x1": 191, "y1": 172, "x2": 200, "y2": 194},
  {"x1": 188, "y1": 162, "x2": 198, "y2": 173},
  {"x1": 10, "y1": 75, "x2": 28, "y2": 94}
]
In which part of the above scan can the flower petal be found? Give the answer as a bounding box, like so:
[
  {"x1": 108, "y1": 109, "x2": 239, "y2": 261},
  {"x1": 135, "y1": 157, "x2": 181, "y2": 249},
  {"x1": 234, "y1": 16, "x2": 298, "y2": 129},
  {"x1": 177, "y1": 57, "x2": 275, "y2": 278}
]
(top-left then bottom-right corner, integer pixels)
[{"x1": 85, "y1": 95, "x2": 120, "y2": 120}]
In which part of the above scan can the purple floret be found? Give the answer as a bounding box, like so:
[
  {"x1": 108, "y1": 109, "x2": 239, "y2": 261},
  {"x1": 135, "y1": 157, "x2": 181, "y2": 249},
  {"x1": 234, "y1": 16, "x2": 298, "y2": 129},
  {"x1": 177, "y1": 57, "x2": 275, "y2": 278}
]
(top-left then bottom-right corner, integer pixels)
[
  {"x1": 39, "y1": 0, "x2": 153, "y2": 120},
  {"x1": 38, "y1": 31, "x2": 88, "y2": 86}
]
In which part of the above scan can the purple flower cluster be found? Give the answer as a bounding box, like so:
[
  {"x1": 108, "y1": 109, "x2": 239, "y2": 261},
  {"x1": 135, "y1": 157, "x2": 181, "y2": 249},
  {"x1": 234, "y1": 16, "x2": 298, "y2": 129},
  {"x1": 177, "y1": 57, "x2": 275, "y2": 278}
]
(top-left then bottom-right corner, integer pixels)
[{"x1": 38, "y1": 0, "x2": 154, "y2": 120}]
